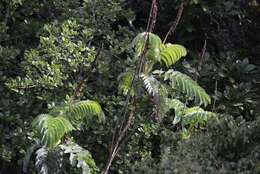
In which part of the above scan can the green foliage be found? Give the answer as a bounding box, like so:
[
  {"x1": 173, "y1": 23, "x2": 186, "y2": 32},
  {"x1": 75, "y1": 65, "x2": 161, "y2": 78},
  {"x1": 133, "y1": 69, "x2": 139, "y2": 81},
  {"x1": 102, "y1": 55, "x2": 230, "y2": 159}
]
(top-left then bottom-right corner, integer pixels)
[
  {"x1": 160, "y1": 44, "x2": 187, "y2": 67},
  {"x1": 141, "y1": 74, "x2": 160, "y2": 97},
  {"x1": 0, "y1": 0, "x2": 135, "y2": 172},
  {"x1": 32, "y1": 100, "x2": 104, "y2": 148},
  {"x1": 60, "y1": 141, "x2": 98, "y2": 174},
  {"x1": 6, "y1": 19, "x2": 97, "y2": 98},
  {"x1": 32, "y1": 114, "x2": 74, "y2": 148},
  {"x1": 164, "y1": 98, "x2": 216, "y2": 138},
  {"x1": 181, "y1": 107, "x2": 216, "y2": 126},
  {"x1": 1, "y1": 0, "x2": 260, "y2": 173},
  {"x1": 164, "y1": 70, "x2": 211, "y2": 106},
  {"x1": 120, "y1": 32, "x2": 210, "y2": 112},
  {"x1": 35, "y1": 147, "x2": 63, "y2": 174},
  {"x1": 118, "y1": 71, "x2": 135, "y2": 96},
  {"x1": 197, "y1": 55, "x2": 260, "y2": 119},
  {"x1": 167, "y1": 98, "x2": 186, "y2": 124},
  {"x1": 168, "y1": 99, "x2": 216, "y2": 126},
  {"x1": 3, "y1": 0, "x2": 135, "y2": 101},
  {"x1": 133, "y1": 32, "x2": 162, "y2": 62},
  {"x1": 23, "y1": 142, "x2": 41, "y2": 173},
  {"x1": 68, "y1": 100, "x2": 105, "y2": 125},
  {"x1": 25, "y1": 99, "x2": 103, "y2": 173},
  {"x1": 113, "y1": 31, "x2": 215, "y2": 173},
  {"x1": 131, "y1": 0, "x2": 251, "y2": 53},
  {"x1": 132, "y1": 115, "x2": 260, "y2": 174},
  {"x1": 132, "y1": 32, "x2": 187, "y2": 67},
  {"x1": 117, "y1": 32, "x2": 213, "y2": 147},
  {"x1": 23, "y1": 139, "x2": 98, "y2": 174}
]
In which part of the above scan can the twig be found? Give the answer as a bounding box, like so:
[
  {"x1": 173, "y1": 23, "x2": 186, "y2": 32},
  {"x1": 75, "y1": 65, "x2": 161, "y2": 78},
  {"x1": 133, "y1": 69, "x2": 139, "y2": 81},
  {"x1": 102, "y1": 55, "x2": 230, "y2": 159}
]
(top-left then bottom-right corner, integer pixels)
[
  {"x1": 145, "y1": 0, "x2": 158, "y2": 33},
  {"x1": 163, "y1": 3, "x2": 184, "y2": 44}
]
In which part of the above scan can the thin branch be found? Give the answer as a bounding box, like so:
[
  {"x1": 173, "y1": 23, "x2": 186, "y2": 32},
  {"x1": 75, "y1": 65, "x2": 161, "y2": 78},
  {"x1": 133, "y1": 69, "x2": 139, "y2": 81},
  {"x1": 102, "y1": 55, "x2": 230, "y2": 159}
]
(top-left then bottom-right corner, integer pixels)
[
  {"x1": 213, "y1": 80, "x2": 218, "y2": 111},
  {"x1": 199, "y1": 39, "x2": 207, "y2": 71},
  {"x1": 117, "y1": 0, "x2": 157, "y2": 140},
  {"x1": 101, "y1": 1, "x2": 158, "y2": 174},
  {"x1": 146, "y1": 0, "x2": 158, "y2": 33},
  {"x1": 102, "y1": 106, "x2": 135, "y2": 174},
  {"x1": 138, "y1": 0, "x2": 157, "y2": 77},
  {"x1": 195, "y1": 39, "x2": 207, "y2": 81},
  {"x1": 103, "y1": 36, "x2": 147, "y2": 174},
  {"x1": 163, "y1": 3, "x2": 184, "y2": 44}
]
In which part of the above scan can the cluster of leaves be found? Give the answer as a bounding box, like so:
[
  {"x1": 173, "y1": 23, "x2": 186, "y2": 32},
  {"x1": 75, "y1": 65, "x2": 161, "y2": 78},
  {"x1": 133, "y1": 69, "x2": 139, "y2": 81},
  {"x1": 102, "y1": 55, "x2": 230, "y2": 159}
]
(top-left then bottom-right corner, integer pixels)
[
  {"x1": 132, "y1": 114, "x2": 260, "y2": 174},
  {"x1": 0, "y1": 0, "x2": 135, "y2": 173},
  {"x1": 109, "y1": 31, "x2": 217, "y2": 173},
  {"x1": 23, "y1": 98, "x2": 104, "y2": 174},
  {"x1": 130, "y1": 0, "x2": 260, "y2": 119},
  {"x1": 198, "y1": 54, "x2": 259, "y2": 120},
  {"x1": 120, "y1": 32, "x2": 210, "y2": 106},
  {"x1": 118, "y1": 32, "x2": 214, "y2": 136},
  {"x1": 130, "y1": 0, "x2": 260, "y2": 115},
  {"x1": 116, "y1": 1, "x2": 260, "y2": 173}
]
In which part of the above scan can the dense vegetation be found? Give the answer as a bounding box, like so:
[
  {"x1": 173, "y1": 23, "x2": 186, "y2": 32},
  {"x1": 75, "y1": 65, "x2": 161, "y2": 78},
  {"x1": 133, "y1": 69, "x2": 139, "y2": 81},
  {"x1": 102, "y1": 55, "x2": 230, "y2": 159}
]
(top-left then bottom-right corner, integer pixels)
[{"x1": 0, "y1": 0, "x2": 259, "y2": 173}]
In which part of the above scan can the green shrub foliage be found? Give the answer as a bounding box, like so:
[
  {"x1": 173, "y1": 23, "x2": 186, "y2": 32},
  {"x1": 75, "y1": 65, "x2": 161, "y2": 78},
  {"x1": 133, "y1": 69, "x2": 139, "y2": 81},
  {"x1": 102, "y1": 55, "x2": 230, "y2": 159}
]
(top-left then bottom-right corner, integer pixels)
[{"x1": 132, "y1": 115, "x2": 260, "y2": 174}]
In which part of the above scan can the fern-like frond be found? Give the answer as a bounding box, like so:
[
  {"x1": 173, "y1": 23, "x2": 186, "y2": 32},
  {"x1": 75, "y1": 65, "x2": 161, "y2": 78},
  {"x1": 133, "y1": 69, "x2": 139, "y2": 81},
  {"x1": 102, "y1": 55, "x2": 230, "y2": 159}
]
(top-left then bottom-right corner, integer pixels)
[
  {"x1": 35, "y1": 147, "x2": 63, "y2": 174},
  {"x1": 164, "y1": 70, "x2": 211, "y2": 106},
  {"x1": 32, "y1": 114, "x2": 74, "y2": 148},
  {"x1": 141, "y1": 74, "x2": 160, "y2": 96},
  {"x1": 118, "y1": 71, "x2": 134, "y2": 96},
  {"x1": 68, "y1": 100, "x2": 105, "y2": 124},
  {"x1": 60, "y1": 141, "x2": 98, "y2": 174},
  {"x1": 32, "y1": 100, "x2": 104, "y2": 147},
  {"x1": 160, "y1": 44, "x2": 187, "y2": 67}
]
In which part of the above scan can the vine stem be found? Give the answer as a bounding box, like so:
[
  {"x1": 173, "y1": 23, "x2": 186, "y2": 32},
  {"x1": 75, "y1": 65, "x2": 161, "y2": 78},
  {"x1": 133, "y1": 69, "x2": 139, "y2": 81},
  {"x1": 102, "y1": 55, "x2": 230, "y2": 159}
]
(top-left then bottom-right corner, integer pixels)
[
  {"x1": 163, "y1": 3, "x2": 184, "y2": 44},
  {"x1": 101, "y1": 1, "x2": 158, "y2": 174}
]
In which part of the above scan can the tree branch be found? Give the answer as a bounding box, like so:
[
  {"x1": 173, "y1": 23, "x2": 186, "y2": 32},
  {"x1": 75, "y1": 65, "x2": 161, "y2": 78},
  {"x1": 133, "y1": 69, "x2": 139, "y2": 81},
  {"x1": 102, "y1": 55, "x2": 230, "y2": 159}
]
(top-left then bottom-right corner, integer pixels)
[{"x1": 163, "y1": 3, "x2": 184, "y2": 44}]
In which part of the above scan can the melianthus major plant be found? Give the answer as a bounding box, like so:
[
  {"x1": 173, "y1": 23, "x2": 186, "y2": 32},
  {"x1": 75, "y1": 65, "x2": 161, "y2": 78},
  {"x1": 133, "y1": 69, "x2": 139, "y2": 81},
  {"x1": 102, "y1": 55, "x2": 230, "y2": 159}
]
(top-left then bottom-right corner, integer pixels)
[
  {"x1": 101, "y1": 28, "x2": 218, "y2": 173},
  {"x1": 118, "y1": 32, "x2": 216, "y2": 137}
]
